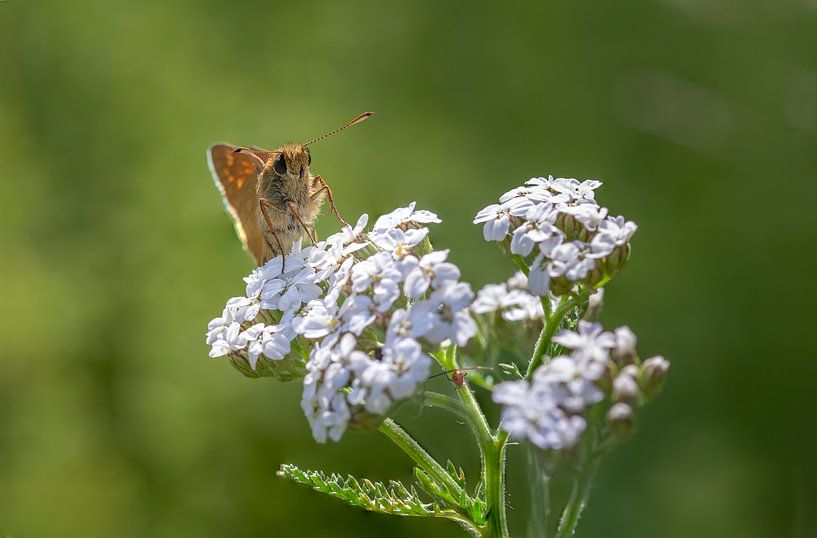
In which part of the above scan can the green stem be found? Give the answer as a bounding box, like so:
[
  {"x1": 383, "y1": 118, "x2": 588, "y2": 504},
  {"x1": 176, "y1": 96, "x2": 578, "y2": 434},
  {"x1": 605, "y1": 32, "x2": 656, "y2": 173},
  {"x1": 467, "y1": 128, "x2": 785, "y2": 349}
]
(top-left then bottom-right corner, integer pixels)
[
  {"x1": 555, "y1": 462, "x2": 598, "y2": 538},
  {"x1": 378, "y1": 418, "x2": 465, "y2": 500},
  {"x1": 482, "y1": 440, "x2": 509, "y2": 538},
  {"x1": 438, "y1": 347, "x2": 508, "y2": 537},
  {"x1": 525, "y1": 295, "x2": 570, "y2": 380},
  {"x1": 526, "y1": 446, "x2": 549, "y2": 538},
  {"x1": 424, "y1": 391, "x2": 490, "y2": 445}
]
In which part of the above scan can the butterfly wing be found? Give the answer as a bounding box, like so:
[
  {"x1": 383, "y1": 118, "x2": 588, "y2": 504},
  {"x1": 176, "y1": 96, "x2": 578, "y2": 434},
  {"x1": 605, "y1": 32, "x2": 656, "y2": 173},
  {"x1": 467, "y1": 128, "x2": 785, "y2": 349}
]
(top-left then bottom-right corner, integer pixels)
[{"x1": 207, "y1": 143, "x2": 267, "y2": 264}]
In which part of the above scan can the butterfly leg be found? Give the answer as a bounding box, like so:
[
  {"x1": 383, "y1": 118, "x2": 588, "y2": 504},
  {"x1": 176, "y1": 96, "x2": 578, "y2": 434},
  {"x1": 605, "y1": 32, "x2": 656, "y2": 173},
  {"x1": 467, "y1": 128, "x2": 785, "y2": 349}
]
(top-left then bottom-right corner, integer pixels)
[
  {"x1": 286, "y1": 201, "x2": 318, "y2": 244},
  {"x1": 259, "y1": 198, "x2": 288, "y2": 272},
  {"x1": 311, "y1": 175, "x2": 349, "y2": 227}
]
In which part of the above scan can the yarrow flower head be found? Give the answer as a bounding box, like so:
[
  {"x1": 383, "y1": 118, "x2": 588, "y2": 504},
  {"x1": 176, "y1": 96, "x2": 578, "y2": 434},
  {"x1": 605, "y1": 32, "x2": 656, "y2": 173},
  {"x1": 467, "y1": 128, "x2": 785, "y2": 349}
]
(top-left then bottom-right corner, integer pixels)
[
  {"x1": 493, "y1": 322, "x2": 669, "y2": 450},
  {"x1": 473, "y1": 175, "x2": 637, "y2": 296},
  {"x1": 206, "y1": 203, "x2": 477, "y2": 443}
]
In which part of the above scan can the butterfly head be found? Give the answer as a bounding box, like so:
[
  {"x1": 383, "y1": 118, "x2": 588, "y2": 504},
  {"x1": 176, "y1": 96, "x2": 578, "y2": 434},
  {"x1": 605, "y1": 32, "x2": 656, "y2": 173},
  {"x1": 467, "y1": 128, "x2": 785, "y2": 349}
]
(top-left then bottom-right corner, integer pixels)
[{"x1": 269, "y1": 143, "x2": 311, "y2": 180}]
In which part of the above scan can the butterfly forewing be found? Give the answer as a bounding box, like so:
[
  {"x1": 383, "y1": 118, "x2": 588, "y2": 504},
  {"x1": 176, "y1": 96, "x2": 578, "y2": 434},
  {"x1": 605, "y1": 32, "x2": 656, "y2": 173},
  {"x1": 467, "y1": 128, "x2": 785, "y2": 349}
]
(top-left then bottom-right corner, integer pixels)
[{"x1": 207, "y1": 143, "x2": 267, "y2": 264}]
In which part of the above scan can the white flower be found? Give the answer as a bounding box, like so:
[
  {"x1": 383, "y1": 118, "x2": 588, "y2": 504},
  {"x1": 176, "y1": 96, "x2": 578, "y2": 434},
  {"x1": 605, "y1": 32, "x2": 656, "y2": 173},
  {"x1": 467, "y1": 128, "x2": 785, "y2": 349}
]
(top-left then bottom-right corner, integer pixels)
[
  {"x1": 499, "y1": 183, "x2": 554, "y2": 204},
  {"x1": 473, "y1": 197, "x2": 534, "y2": 242},
  {"x1": 293, "y1": 299, "x2": 341, "y2": 339},
  {"x1": 527, "y1": 253, "x2": 551, "y2": 296},
  {"x1": 541, "y1": 356, "x2": 604, "y2": 412},
  {"x1": 351, "y1": 252, "x2": 403, "y2": 312},
  {"x1": 547, "y1": 242, "x2": 596, "y2": 281},
  {"x1": 550, "y1": 177, "x2": 602, "y2": 201},
  {"x1": 242, "y1": 323, "x2": 285, "y2": 368},
  {"x1": 493, "y1": 379, "x2": 587, "y2": 450},
  {"x1": 400, "y1": 250, "x2": 461, "y2": 298},
  {"x1": 613, "y1": 326, "x2": 637, "y2": 360},
  {"x1": 502, "y1": 290, "x2": 544, "y2": 321},
  {"x1": 370, "y1": 227, "x2": 428, "y2": 259},
  {"x1": 246, "y1": 324, "x2": 294, "y2": 366},
  {"x1": 597, "y1": 215, "x2": 637, "y2": 246},
  {"x1": 261, "y1": 267, "x2": 322, "y2": 313},
  {"x1": 293, "y1": 294, "x2": 376, "y2": 341},
  {"x1": 381, "y1": 338, "x2": 432, "y2": 399},
  {"x1": 207, "y1": 321, "x2": 247, "y2": 358},
  {"x1": 471, "y1": 283, "x2": 508, "y2": 314},
  {"x1": 553, "y1": 321, "x2": 616, "y2": 362},
  {"x1": 244, "y1": 268, "x2": 265, "y2": 299},
  {"x1": 417, "y1": 282, "x2": 477, "y2": 346},
  {"x1": 509, "y1": 204, "x2": 562, "y2": 256},
  {"x1": 588, "y1": 233, "x2": 616, "y2": 259},
  {"x1": 373, "y1": 202, "x2": 441, "y2": 232},
  {"x1": 385, "y1": 307, "x2": 434, "y2": 343},
  {"x1": 301, "y1": 336, "x2": 360, "y2": 443},
  {"x1": 340, "y1": 294, "x2": 378, "y2": 335},
  {"x1": 561, "y1": 203, "x2": 608, "y2": 232},
  {"x1": 223, "y1": 296, "x2": 261, "y2": 324}
]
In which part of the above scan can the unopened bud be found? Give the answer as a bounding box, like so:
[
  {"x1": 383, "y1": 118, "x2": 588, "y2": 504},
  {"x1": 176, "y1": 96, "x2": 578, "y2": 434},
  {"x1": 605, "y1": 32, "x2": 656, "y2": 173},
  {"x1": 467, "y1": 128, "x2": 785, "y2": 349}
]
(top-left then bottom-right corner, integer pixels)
[
  {"x1": 612, "y1": 371, "x2": 640, "y2": 402},
  {"x1": 612, "y1": 326, "x2": 638, "y2": 364},
  {"x1": 230, "y1": 353, "x2": 306, "y2": 382},
  {"x1": 581, "y1": 288, "x2": 605, "y2": 321},
  {"x1": 607, "y1": 402, "x2": 634, "y2": 438},
  {"x1": 604, "y1": 243, "x2": 630, "y2": 276},
  {"x1": 640, "y1": 355, "x2": 670, "y2": 398},
  {"x1": 583, "y1": 265, "x2": 605, "y2": 287},
  {"x1": 550, "y1": 276, "x2": 573, "y2": 296},
  {"x1": 556, "y1": 213, "x2": 581, "y2": 240}
]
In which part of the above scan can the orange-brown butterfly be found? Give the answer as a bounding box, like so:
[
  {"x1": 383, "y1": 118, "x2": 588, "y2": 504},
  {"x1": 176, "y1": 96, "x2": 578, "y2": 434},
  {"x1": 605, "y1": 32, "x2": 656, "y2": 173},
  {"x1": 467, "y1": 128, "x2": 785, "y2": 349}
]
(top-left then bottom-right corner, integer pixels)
[{"x1": 207, "y1": 112, "x2": 374, "y2": 266}]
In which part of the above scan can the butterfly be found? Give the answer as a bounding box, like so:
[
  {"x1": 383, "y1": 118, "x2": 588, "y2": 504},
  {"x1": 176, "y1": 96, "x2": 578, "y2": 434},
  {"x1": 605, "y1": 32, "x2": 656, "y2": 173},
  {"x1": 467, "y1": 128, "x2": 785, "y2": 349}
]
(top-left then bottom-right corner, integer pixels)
[{"x1": 207, "y1": 112, "x2": 373, "y2": 266}]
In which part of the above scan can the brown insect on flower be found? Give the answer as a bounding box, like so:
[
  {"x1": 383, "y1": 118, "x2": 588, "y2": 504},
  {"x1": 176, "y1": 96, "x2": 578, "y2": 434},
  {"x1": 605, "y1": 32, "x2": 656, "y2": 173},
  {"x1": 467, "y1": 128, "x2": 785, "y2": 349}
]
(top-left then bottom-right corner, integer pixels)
[
  {"x1": 430, "y1": 367, "x2": 494, "y2": 388},
  {"x1": 207, "y1": 112, "x2": 374, "y2": 267}
]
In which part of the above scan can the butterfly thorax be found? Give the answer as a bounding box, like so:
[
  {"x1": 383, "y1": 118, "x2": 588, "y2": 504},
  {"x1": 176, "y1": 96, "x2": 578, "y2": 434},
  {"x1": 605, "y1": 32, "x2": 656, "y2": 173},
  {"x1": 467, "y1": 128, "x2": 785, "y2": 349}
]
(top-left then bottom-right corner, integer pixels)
[{"x1": 256, "y1": 143, "x2": 325, "y2": 237}]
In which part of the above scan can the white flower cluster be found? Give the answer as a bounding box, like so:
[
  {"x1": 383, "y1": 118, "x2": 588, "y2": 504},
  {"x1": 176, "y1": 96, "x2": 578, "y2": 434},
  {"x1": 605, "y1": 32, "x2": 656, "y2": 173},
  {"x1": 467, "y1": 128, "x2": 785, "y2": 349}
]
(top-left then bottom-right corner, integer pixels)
[
  {"x1": 493, "y1": 321, "x2": 668, "y2": 450},
  {"x1": 473, "y1": 177, "x2": 638, "y2": 296},
  {"x1": 471, "y1": 271, "x2": 558, "y2": 322},
  {"x1": 206, "y1": 202, "x2": 478, "y2": 443}
]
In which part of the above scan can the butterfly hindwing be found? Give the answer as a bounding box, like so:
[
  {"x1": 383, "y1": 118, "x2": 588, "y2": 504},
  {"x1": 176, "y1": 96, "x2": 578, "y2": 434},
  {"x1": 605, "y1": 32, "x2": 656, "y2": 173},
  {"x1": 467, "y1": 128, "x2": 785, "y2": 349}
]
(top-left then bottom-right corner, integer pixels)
[{"x1": 207, "y1": 143, "x2": 267, "y2": 264}]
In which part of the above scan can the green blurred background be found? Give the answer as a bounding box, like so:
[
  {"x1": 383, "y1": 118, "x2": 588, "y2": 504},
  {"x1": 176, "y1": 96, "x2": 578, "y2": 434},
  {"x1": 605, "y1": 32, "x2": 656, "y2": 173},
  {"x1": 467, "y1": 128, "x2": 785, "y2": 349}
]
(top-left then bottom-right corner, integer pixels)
[{"x1": 2, "y1": 0, "x2": 816, "y2": 536}]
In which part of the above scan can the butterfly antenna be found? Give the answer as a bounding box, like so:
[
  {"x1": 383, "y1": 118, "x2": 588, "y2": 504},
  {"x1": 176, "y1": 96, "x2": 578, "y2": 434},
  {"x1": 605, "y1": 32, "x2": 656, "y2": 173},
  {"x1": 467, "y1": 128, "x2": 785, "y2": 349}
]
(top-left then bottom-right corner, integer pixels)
[
  {"x1": 428, "y1": 366, "x2": 493, "y2": 380},
  {"x1": 429, "y1": 368, "x2": 458, "y2": 380},
  {"x1": 303, "y1": 111, "x2": 374, "y2": 147}
]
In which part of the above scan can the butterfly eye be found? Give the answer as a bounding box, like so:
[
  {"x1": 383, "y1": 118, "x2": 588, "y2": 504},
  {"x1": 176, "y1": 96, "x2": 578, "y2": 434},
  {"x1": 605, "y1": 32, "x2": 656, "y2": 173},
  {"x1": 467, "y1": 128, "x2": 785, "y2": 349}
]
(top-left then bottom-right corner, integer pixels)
[
  {"x1": 273, "y1": 154, "x2": 287, "y2": 175},
  {"x1": 306, "y1": 149, "x2": 312, "y2": 165}
]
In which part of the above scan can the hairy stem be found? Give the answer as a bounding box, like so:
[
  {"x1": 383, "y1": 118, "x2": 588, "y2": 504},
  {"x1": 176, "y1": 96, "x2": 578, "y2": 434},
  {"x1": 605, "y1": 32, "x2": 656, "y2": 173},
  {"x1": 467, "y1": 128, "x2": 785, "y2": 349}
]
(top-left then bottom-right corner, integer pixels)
[
  {"x1": 525, "y1": 295, "x2": 570, "y2": 380},
  {"x1": 437, "y1": 347, "x2": 509, "y2": 537},
  {"x1": 526, "y1": 446, "x2": 550, "y2": 538},
  {"x1": 555, "y1": 462, "x2": 598, "y2": 538}
]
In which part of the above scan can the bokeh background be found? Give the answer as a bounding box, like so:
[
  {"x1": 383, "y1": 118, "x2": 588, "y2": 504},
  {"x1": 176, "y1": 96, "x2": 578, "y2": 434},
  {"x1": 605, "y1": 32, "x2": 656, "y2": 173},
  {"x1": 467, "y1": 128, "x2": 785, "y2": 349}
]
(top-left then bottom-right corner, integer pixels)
[{"x1": 2, "y1": 0, "x2": 816, "y2": 536}]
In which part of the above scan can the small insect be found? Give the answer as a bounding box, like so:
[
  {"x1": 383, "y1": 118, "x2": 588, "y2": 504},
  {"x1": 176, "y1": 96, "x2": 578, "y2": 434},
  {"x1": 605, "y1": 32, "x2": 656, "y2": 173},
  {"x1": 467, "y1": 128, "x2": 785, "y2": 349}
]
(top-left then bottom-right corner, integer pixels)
[
  {"x1": 207, "y1": 112, "x2": 374, "y2": 266},
  {"x1": 430, "y1": 367, "x2": 494, "y2": 388}
]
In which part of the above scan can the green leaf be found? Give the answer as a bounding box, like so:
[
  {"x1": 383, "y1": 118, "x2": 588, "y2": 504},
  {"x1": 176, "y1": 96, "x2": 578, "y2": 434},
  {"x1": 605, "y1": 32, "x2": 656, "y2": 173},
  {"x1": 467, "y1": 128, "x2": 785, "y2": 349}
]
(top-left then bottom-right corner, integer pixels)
[
  {"x1": 498, "y1": 362, "x2": 523, "y2": 379},
  {"x1": 279, "y1": 464, "x2": 435, "y2": 517}
]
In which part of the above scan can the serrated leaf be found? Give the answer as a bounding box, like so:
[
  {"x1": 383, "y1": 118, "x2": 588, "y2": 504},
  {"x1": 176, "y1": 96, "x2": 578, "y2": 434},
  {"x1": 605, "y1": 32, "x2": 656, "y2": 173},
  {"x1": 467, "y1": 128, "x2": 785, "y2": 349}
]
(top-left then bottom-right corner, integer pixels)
[
  {"x1": 498, "y1": 362, "x2": 523, "y2": 379},
  {"x1": 279, "y1": 463, "x2": 436, "y2": 518}
]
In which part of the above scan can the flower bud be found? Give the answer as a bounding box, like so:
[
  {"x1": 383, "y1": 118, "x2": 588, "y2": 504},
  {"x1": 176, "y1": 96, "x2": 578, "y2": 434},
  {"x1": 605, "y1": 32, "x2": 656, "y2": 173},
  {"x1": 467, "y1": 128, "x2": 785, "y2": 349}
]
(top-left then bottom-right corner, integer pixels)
[
  {"x1": 550, "y1": 276, "x2": 573, "y2": 296},
  {"x1": 607, "y1": 402, "x2": 634, "y2": 438},
  {"x1": 612, "y1": 371, "x2": 640, "y2": 402},
  {"x1": 583, "y1": 288, "x2": 605, "y2": 321},
  {"x1": 639, "y1": 355, "x2": 670, "y2": 399},
  {"x1": 583, "y1": 265, "x2": 605, "y2": 287},
  {"x1": 230, "y1": 353, "x2": 307, "y2": 382},
  {"x1": 556, "y1": 213, "x2": 580, "y2": 240},
  {"x1": 347, "y1": 408, "x2": 386, "y2": 432},
  {"x1": 603, "y1": 244, "x2": 630, "y2": 277},
  {"x1": 612, "y1": 326, "x2": 638, "y2": 364}
]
